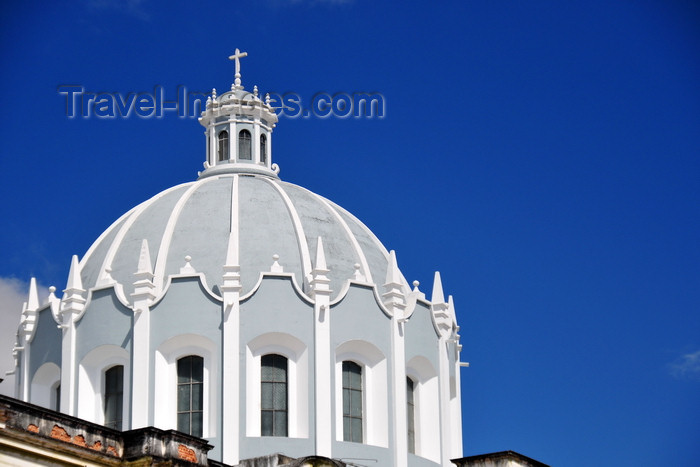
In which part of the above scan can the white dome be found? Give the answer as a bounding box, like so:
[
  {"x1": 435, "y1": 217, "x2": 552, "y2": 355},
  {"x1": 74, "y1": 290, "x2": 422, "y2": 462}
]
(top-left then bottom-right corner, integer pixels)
[{"x1": 79, "y1": 172, "x2": 403, "y2": 300}]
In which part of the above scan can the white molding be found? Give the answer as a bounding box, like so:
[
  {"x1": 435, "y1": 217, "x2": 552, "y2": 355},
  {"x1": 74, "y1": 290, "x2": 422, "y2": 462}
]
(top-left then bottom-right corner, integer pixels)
[
  {"x1": 29, "y1": 362, "x2": 60, "y2": 410},
  {"x1": 335, "y1": 340, "x2": 388, "y2": 448},
  {"x1": 151, "y1": 273, "x2": 222, "y2": 308},
  {"x1": 92, "y1": 183, "x2": 191, "y2": 291},
  {"x1": 153, "y1": 334, "x2": 218, "y2": 438},
  {"x1": 306, "y1": 190, "x2": 374, "y2": 286},
  {"x1": 239, "y1": 272, "x2": 313, "y2": 305},
  {"x1": 76, "y1": 345, "x2": 130, "y2": 429},
  {"x1": 265, "y1": 179, "x2": 312, "y2": 290},
  {"x1": 245, "y1": 332, "x2": 309, "y2": 439},
  {"x1": 153, "y1": 178, "x2": 218, "y2": 295},
  {"x1": 406, "y1": 356, "x2": 440, "y2": 462}
]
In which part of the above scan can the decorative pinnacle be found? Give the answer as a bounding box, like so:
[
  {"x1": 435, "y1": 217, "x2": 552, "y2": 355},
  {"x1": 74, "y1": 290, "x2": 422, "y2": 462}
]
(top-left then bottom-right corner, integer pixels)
[
  {"x1": 27, "y1": 277, "x2": 39, "y2": 311},
  {"x1": 228, "y1": 48, "x2": 248, "y2": 87},
  {"x1": 65, "y1": 255, "x2": 83, "y2": 292},
  {"x1": 314, "y1": 237, "x2": 328, "y2": 272},
  {"x1": 432, "y1": 271, "x2": 445, "y2": 304},
  {"x1": 271, "y1": 254, "x2": 284, "y2": 273}
]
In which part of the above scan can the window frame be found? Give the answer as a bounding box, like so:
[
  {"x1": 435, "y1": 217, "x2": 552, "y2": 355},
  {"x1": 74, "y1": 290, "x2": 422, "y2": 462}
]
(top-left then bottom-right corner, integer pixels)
[
  {"x1": 260, "y1": 353, "x2": 288, "y2": 437},
  {"x1": 238, "y1": 129, "x2": 252, "y2": 160},
  {"x1": 154, "y1": 334, "x2": 218, "y2": 438},
  {"x1": 30, "y1": 362, "x2": 61, "y2": 410},
  {"x1": 76, "y1": 345, "x2": 130, "y2": 429},
  {"x1": 259, "y1": 133, "x2": 267, "y2": 164},
  {"x1": 406, "y1": 376, "x2": 416, "y2": 454},
  {"x1": 104, "y1": 365, "x2": 124, "y2": 430},
  {"x1": 218, "y1": 130, "x2": 229, "y2": 161},
  {"x1": 246, "y1": 332, "x2": 309, "y2": 438},
  {"x1": 406, "y1": 356, "x2": 440, "y2": 462},
  {"x1": 342, "y1": 360, "x2": 364, "y2": 443},
  {"x1": 334, "y1": 340, "x2": 388, "y2": 447},
  {"x1": 176, "y1": 355, "x2": 204, "y2": 437}
]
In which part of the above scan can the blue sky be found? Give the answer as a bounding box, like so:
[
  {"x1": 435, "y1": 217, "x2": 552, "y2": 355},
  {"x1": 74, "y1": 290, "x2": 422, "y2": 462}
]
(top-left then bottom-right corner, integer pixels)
[{"x1": 1, "y1": 1, "x2": 698, "y2": 465}]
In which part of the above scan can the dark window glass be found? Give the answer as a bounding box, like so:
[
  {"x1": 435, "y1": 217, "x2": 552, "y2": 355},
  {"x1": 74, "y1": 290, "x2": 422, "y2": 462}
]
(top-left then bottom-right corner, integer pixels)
[
  {"x1": 239, "y1": 130, "x2": 252, "y2": 160},
  {"x1": 104, "y1": 366, "x2": 123, "y2": 430},
  {"x1": 53, "y1": 383, "x2": 61, "y2": 412},
  {"x1": 342, "y1": 361, "x2": 363, "y2": 443},
  {"x1": 218, "y1": 130, "x2": 229, "y2": 161},
  {"x1": 260, "y1": 134, "x2": 267, "y2": 164},
  {"x1": 407, "y1": 377, "x2": 416, "y2": 454},
  {"x1": 177, "y1": 356, "x2": 203, "y2": 437},
  {"x1": 261, "y1": 354, "x2": 288, "y2": 436}
]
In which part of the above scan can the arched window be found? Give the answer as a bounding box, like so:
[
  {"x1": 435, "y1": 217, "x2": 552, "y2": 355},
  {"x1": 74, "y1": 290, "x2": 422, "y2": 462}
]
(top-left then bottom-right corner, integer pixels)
[
  {"x1": 260, "y1": 133, "x2": 267, "y2": 164},
  {"x1": 261, "y1": 354, "x2": 288, "y2": 437},
  {"x1": 218, "y1": 130, "x2": 229, "y2": 161},
  {"x1": 104, "y1": 365, "x2": 124, "y2": 430},
  {"x1": 177, "y1": 355, "x2": 203, "y2": 437},
  {"x1": 342, "y1": 361, "x2": 363, "y2": 443},
  {"x1": 238, "y1": 129, "x2": 252, "y2": 160},
  {"x1": 407, "y1": 377, "x2": 416, "y2": 454},
  {"x1": 31, "y1": 362, "x2": 61, "y2": 410}
]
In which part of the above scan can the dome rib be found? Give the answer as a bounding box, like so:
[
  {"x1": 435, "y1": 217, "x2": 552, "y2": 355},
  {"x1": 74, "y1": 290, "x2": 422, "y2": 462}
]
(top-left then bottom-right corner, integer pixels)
[
  {"x1": 226, "y1": 176, "x2": 239, "y2": 265},
  {"x1": 77, "y1": 174, "x2": 405, "y2": 303},
  {"x1": 306, "y1": 189, "x2": 374, "y2": 284},
  {"x1": 153, "y1": 177, "x2": 219, "y2": 294},
  {"x1": 93, "y1": 183, "x2": 191, "y2": 289},
  {"x1": 265, "y1": 178, "x2": 312, "y2": 287}
]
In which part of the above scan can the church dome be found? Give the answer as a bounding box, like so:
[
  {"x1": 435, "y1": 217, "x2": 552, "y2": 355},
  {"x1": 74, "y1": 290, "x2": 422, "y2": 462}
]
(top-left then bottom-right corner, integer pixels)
[
  {"x1": 79, "y1": 172, "x2": 401, "y2": 301},
  {"x1": 10, "y1": 52, "x2": 462, "y2": 467}
]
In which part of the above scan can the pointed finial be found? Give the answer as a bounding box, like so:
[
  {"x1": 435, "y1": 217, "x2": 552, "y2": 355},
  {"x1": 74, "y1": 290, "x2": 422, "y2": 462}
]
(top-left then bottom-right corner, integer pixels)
[
  {"x1": 271, "y1": 254, "x2": 283, "y2": 272},
  {"x1": 385, "y1": 250, "x2": 402, "y2": 285},
  {"x1": 179, "y1": 255, "x2": 196, "y2": 274},
  {"x1": 431, "y1": 271, "x2": 445, "y2": 304},
  {"x1": 271, "y1": 254, "x2": 284, "y2": 273},
  {"x1": 66, "y1": 255, "x2": 83, "y2": 291},
  {"x1": 310, "y1": 238, "x2": 332, "y2": 297},
  {"x1": 412, "y1": 280, "x2": 420, "y2": 292},
  {"x1": 253, "y1": 85, "x2": 259, "y2": 98},
  {"x1": 353, "y1": 263, "x2": 365, "y2": 282},
  {"x1": 46, "y1": 286, "x2": 57, "y2": 306},
  {"x1": 212, "y1": 88, "x2": 217, "y2": 99},
  {"x1": 228, "y1": 48, "x2": 248, "y2": 88},
  {"x1": 265, "y1": 93, "x2": 271, "y2": 106},
  {"x1": 383, "y1": 250, "x2": 406, "y2": 312},
  {"x1": 136, "y1": 239, "x2": 153, "y2": 275},
  {"x1": 314, "y1": 237, "x2": 327, "y2": 271},
  {"x1": 27, "y1": 277, "x2": 39, "y2": 311}
]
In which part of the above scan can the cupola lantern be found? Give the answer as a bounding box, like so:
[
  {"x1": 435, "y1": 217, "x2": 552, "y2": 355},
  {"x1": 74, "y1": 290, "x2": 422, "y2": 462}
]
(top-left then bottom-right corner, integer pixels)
[{"x1": 198, "y1": 49, "x2": 279, "y2": 179}]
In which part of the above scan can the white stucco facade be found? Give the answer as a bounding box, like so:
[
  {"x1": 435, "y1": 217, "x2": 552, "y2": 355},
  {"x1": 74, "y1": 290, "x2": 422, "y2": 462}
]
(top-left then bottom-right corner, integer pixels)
[{"x1": 8, "y1": 54, "x2": 465, "y2": 467}]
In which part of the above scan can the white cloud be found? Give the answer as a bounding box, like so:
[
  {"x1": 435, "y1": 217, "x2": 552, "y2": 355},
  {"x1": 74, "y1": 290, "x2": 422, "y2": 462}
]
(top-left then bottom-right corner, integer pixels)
[
  {"x1": 0, "y1": 277, "x2": 50, "y2": 397},
  {"x1": 669, "y1": 350, "x2": 700, "y2": 381},
  {"x1": 0, "y1": 277, "x2": 26, "y2": 397}
]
